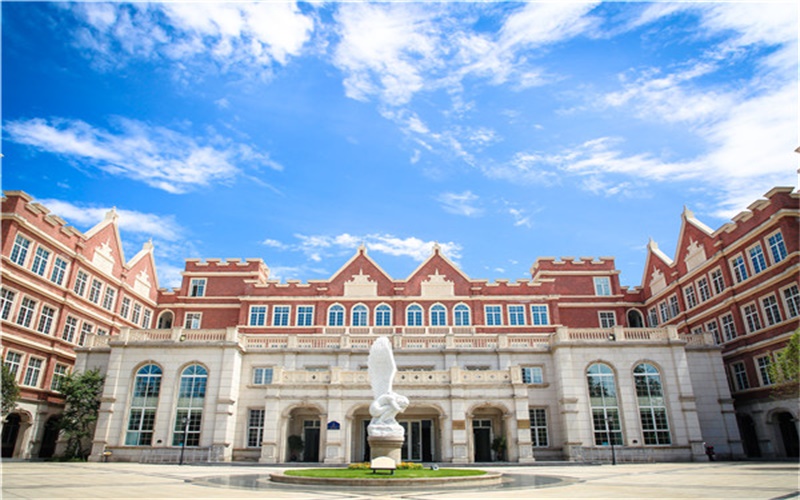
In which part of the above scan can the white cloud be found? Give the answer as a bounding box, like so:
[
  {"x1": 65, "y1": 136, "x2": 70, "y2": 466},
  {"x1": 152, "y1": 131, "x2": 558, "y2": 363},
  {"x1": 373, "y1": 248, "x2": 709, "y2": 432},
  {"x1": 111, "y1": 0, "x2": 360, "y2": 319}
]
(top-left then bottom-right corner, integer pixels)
[
  {"x1": 35, "y1": 198, "x2": 183, "y2": 241},
  {"x1": 499, "y1": 2, "x2": 601, "y2": 49},
  {"x1": 69, "y1": 2, "x2": 314, "y2": 77},
  {"x1": 437, "y1": 191, "x2": 483, "y2": 217},
  {"x1": 508, "y1": 208, "x2": 532, "y2": 228},
  {"x1": 5, "y1": 117, "x2": 282, "y2": 193}
]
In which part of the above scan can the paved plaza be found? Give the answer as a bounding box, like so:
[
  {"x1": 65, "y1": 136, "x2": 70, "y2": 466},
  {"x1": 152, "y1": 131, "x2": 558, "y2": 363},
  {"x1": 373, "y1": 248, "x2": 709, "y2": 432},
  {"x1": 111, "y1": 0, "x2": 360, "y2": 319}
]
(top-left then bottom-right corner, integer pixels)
[{"x1": 1, "y1": 460, "x2": 798, "y2": 499}]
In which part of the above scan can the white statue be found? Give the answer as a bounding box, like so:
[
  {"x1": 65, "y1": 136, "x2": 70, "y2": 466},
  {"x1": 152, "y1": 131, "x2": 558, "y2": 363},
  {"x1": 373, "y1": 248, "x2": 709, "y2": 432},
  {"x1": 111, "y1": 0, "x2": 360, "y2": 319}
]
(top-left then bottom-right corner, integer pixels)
[{"x1": 367, "y1": 336, "x2": 409, "y2": 438}]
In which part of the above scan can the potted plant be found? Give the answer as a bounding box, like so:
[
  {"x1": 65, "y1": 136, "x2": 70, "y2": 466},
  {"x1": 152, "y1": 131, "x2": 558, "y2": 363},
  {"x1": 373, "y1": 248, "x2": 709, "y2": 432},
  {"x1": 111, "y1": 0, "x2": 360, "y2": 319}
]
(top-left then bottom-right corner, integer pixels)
[
  {"x1": 491, "y1": 436, "x2": 507, "y2": 462},
  {"x1": 288, "y1": 435, "x2": 304, "y2": 462}
]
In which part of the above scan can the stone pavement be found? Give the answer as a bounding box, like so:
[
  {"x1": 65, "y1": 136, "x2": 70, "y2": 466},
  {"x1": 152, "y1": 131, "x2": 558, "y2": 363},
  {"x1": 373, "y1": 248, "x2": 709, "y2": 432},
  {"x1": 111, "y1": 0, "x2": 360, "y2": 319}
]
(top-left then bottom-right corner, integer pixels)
[{"x1": 1, "y1": 460, "x2": 798, "y2": 499}]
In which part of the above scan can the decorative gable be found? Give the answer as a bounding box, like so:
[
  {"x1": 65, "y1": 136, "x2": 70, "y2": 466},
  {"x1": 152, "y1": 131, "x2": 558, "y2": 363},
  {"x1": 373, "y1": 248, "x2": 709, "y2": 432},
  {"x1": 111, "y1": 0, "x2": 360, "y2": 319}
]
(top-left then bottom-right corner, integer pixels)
[
  {"x1": 134, "y1": 269, "x2": 152, "y2": 296},
  {"x1": 420, "y1": 270, "x2": 455, "y2": 298},
  {"x1": 684, "y1": 240, "x2": 707, "y2": 272},
  {"x1": 343, "y1": 270, "x2": 378, "y2": 297},
  {"x1": 649, "y1": 268, "x2": 667, "y2": 296},
  {"x1": 92, "y1": 240, "x2": 115, "y2": 276}
]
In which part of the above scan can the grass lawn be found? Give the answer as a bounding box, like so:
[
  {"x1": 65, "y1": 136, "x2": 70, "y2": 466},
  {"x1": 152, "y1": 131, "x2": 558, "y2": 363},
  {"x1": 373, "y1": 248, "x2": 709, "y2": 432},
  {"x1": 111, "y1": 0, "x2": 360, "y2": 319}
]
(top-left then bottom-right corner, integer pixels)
[{"x1": 283, "y1": 468, "x2": 487, "y2": 479}]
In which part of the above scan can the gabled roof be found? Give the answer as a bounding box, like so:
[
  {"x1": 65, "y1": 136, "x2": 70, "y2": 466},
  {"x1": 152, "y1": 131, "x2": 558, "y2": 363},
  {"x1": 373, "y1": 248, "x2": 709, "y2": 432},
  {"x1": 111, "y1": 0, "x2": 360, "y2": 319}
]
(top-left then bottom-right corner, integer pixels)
[
  {"x1": 84, "y1": 208, "x2": 127, "y2": 265},
  {"x1": 405, "y1": 243, "x2": 472, "y2": 285},
  {"x1": 328, "y1": 244, "x2": 394, "y2": 285}
]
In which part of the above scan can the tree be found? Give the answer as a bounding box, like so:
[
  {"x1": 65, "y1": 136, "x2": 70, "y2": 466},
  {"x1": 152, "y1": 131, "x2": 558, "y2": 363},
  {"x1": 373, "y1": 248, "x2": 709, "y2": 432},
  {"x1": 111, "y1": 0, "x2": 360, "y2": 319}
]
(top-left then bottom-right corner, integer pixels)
[
  {"x1": 767, "y1": 329, "x2": 800, "y2": 399},
  {"x1": 59, "y1": 369, "x2": 104, "y2": 460},
  {"x1": 2, "y1": 364, "x2": 20, "y2": 417}
]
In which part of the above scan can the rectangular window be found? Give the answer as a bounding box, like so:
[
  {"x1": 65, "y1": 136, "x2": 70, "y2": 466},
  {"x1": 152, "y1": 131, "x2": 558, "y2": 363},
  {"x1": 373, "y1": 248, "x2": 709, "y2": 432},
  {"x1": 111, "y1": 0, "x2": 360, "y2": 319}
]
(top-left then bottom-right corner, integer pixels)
[
  {"x1": 272, "y1": 305, "x2": 290, "y2": 326},
  {"x1": 768, "y1": 232, "x2": 788, "y2": 264},
  {"x1": 97, "y1": 328, "x2": 108, "y2": 336},
  {"x1": 707, "y1": 320, "x2": 721, "y2": 345},
  {"x1": 102, "y1": 288, "x2": 116, "y2": 311},
  {"x1": 508, "y1": 305, "x2": 526, "y2": 326},
  {"x1": 10, "y1": 234, "x2": 31, "y2": 266},
  {"x1": 1, "y1": 288, "x2": 16, "y2": 321},
  {"x1": 120, "y1": 297, "x2": 131, "y2": 319},
  {"x1": 721, "y1": 314, "x2": 737, "y2": 342},
  {"x1": 253, "y1": 367, "x2": 273, "y2": 385},
  {"x1": 189, "y1": 278, "x2": 206, "y2": 297},
  {"x1": 529, "y1": 408, "x2": 548, "y2": 447},
  {"x1": 742, "y1": 304, "x2": 762, "y2": 333},
  {"x1": 659, "y1": 302, "x2": 669, "y2": 323},
  {"x1": 247, "y1": 409, "x2": 265, "y2": 447},
  {"x1": 731, "y1": 362, "x2": 749, "y2": 391},
  {"x1": 37, "y1": 305, "x2": 56, "y2": 335},
  {"x1": 131, "y1": 303, "x2": 142, "y2": 325},
  {"x1": 31, "y1": 247, "x2": 51, "y2": 276},
  {"x1": 521, "y1": 366, "x2": 543, "y2": 384},
  {"x1": 761, "y1": 295, "x2": 782, "y2": 326},
  {"x1": 756, "y1": 356, "x2": 773, "y2": 386},
  {"x1": 73, "y1": 270, "x2": 89, "y2": 296},
  {"x1": 79, "y1": 322, "x2": 93, "y2": 346},
  {"x1": 62, "y1": 316, "x2": 78, "y2": 343},
  {"x1": 731, "y1": 255, "x2": 748, "y2": 283},
  {"x1": 683, "y1": 285, "x2": 697, "y2": 309},
  {"x1": 4, "y1": 351, "x2": 22, "y2": 378},
  {"x1": 668, "y1": 295, "x2": 680, "y2": 318},
  {"x1": 142, "y1": 309, "x2": 152, "y2": 329},
  {"x1": 530, "y1": 305, "x2": 549, "y2": 326},
  {"x1": 51, "y1": 364, "x2": 69, "y2": 392},
  {"x1": 50, "y1": 257, "x2": 68, "y2": 286},
  {"x1": 710, "y1": 268, "x2": 726, "y2": 295},
  {"x1": 599, "y1": 311, "x2": 616, "y2": 328},
  {"x1": 485, "y1": 305, "x2": 502, "y2": 326},
  {"x1": 297, "y1": 306, "x2": 314, "y2": 326},
  {"x1": 748, "y1": 244, "x2": 767, "y2": 274},
  {"x1": 782, "y1": 285, "x2": 799, "y2": 318},
  {"x1": 697, "y1": 277, "x2": 711, "y2": 302},
  {"x1": 647, "y1": 308, "x2": 659, "y2": 327},
  {"x1": 594, "y1": 276, "x2": 612, "y2": 296},
  {"x1": 185, "y1": 312, "x2": 202, "y2": 329},
  {"x1": 88, "y1": 279, "x2": 103, "y2": 304},
  {"x1": 23, "y1": 358, "x2": 43, "y2": 387},
  {"x1": 249, "y1": 306, "x2": 267, "y2": 326},
  {"x1": 16, "y1": 297, "x2": 37, "y2": 328}
]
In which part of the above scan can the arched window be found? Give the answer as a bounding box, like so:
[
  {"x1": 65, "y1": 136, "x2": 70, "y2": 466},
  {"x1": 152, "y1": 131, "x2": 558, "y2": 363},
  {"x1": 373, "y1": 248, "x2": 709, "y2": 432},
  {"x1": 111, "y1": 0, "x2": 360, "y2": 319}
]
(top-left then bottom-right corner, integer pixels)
[
  {"x1": 156, "y1": 311, "x2": 174, "y2": 329},
  {"x1": 375, "y1": 304, "x2": 392, "y2": 327},
  {"x1": 406, "y1": 304, "x2": 423, "y2": 326},
  {"x1": 352, "y1": 304, "x2": 368, "y2": 327},
  {"x1": 627, "y1": 310, "x2": 644, "y2": 328},
  {"x1": 634, "y1": 363, "x2": 671, "y2": 445},
  {"x1": 172, "y1": 364, "x2": 207, "y2": 447},
  {"x1": 586, "y1": 363, "x2": 622, "y2": 446},
  {"x1": 328, "y1": 304, "x2": 344, "y2": 326},
  {"x1": 125, "y1": 364, "x2": 162, "y2": 446},
  {"x1": 454, "y1": 304, "x2": 471, "y2": 326},
  {"x1": 430, "y1": 304, "x2": 447, "y2": 326}
]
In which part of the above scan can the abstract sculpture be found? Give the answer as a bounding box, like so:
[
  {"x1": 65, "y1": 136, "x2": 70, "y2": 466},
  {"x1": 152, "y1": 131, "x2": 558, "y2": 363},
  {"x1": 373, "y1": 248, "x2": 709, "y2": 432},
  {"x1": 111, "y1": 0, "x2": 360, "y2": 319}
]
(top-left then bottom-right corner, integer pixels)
[{"x1": 367, "y1": 336, "x2": 409, "y2": 438}]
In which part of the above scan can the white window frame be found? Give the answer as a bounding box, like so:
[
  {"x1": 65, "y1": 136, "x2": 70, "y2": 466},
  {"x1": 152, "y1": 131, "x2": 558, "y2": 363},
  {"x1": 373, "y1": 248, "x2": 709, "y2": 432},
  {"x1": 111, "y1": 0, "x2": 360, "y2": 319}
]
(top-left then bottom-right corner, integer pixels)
[
  {"x1": 62, "y1": 316, "x2": 78, "y2": 343},
  {"x1": 22, "y1": 356, "x2": 44, "y2": 387},
  {"x1": 507, "y1": 305, "x2": 526, "y2": 326},
  {"x1": 37, "y1": 305, "x2": 57, "y2": 335},
  {"x1": 484, "y1": 305, "x2": 502, "y2": 326},
  {"x1": 88, "y1": 279, "x2": 103, "y2": 304},
  {"x1": 4, "y1": 351, "x2": 23, "y2": 379},
  {"x1": 247, "y1": 408, "x2": 265, "y2": 448},
  {"x1": 16, "y1": 296, "x2": 37, "y2": 329},
  {"x1": 272, "y1": 305, "x2": 290, "y2": 326},
  {"x1": 730, "y1": 254, "x2": 749, "y2": 283},
  {"x1": 683, "y1": 285, "x2": 697, "y2": 309},
  {"x1": 374, "y1": 304, "x2": 391, "y2": 327},
  {"x1": 756, "y1": 355, "x2": 773, "y2": 386},
  {"x1": 696, "y1": 277, "x2": 711, "y2": 302},
  {"x1": 249, "y1": 305, "x2": 267, "y2": 326},
  {"x1": 252, "y1": 367, "x2": 273, "y2": 385},
  {"x1": 521, "y1": 366, "x2": 544, "y2": 384},
  {"x1": 185, "y1": 312, "x2": 202, "y2": 329},
  {"x1": 761, "y1": 294, "x2": 782, "y2": 327},
  {"x1": 51, "y1": 363, "x2": 70, "y2": 392},
  {"x1": 767, "y1": 231, "x2": 788, "y2": 264},
  {"x1": 781, "y1": 284, "x2": 799, "y2": 319},
  {"x1": 594, "y1": 276, "x2": 612, "y2": 296},
  {"x1": 297, "y1": 305, "x2": 315, "y2": 327},
  {"x1": 352, "y1": 304, "x2": 369, "y2": 327},
  {"x1": 531, "y1": 304, "x2": 549, "y2": 326},
  {"x1": 721, "y1": 313, "x2": 736, "y2": 342},
  {"x1": 668, "y1": 295, "x2": 680, "y2": 318},
  {"x1": 429, "y1": 304, "x2": 447, "y2": 326},
  {"x1": 50, "y1": 256, "x2": 68, "y2": 286},
  {"x1": 1, "y1": 288, "x2": 17, "y2": 321},
  {"x1": 529, "y1": 408, "x2": 549, "y2": 448},
  {"x1": 9, "y1": 233, "x2": 31, "y2": 266},
  {"x1": 598, "y1": 311, "x2": 616, "y2": 328},
  {"x1": 405, "y1": 304, "x2": 423, "y2": 327},
  {"x1": 710, "y1": 267, "x2": 726, "y2": 295},
  {"x1": 102, "y1": 287, "x2": 116, "y2": 311},
  {"x1": 742, "y1": 303, "x2": 762, "y2": 333},
  {"x1": 747, "y1": 243, "x2": 768, "y2": 275},
  {"x1": 328, "y1": 304, "x2": 345, "y2": 326},
  {"x1": 73, "y1": 270, "x2": 89, "y2": 296},
  {"x1": 706, "y1": 320, "x2": 721, "y2": 345},
  {"x1": 189, "y1": 278, "x2": 206, "y2": 297},
  {"x1": 731, "y1": 362, "x2": 749, "y2": 391},
  {"x1": 31, "y1": 246, "x2": 51, "y2": 277},
  {"x1": 120, "y1": 297, "x2": 131, "y2": 319},
  {"x1": 454, "y1": 303, "x2": 471, "y2": 326},
  {"x1": 79, "y1": 322, "x2": 93, "y2": 346}
]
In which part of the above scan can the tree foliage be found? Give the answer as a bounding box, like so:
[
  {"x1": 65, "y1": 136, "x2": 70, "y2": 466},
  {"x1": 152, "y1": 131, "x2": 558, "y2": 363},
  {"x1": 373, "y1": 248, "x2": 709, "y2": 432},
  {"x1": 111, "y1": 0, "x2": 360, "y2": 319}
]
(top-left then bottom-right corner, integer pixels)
[
  {"x1": 767, "y1": 329, "x2": 800, "y2": 398},
  {"x1": 59, "y1": 369, "x2": 104, "y2": 460},
  {"x1": 2, "y1": 364, "x2": 20, "y2": 417}
]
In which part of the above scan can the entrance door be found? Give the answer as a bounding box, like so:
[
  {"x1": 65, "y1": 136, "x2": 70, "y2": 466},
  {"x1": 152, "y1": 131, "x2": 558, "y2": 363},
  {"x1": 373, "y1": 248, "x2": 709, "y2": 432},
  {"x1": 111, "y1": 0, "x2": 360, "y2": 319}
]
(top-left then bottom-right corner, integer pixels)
[
  {"x1": 303, "y1": 420, "x2": 320, "y2": 462},
  {"x1": 777, "y1": 412, "x2": 799, "y2": 458},
  {"x1": 473, "y1": 419, "x2": 492, "y2": 462},
  {"x1": 737, "y1": 415, "x2": 761, "y2": 458},
  {"x1": 2, "y1": 414, "x2": 21, "y2": 458},
  {"x1": 38, "y1": 417, "x2": 61, "y2": 458}
]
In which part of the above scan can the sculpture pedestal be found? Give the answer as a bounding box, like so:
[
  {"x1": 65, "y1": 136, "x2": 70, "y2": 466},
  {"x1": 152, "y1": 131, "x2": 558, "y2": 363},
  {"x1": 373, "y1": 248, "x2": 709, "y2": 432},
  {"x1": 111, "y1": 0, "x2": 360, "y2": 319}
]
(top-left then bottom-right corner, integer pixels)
[{"x1": 368, "y1": 435, "x2": 404, "y2": 464}]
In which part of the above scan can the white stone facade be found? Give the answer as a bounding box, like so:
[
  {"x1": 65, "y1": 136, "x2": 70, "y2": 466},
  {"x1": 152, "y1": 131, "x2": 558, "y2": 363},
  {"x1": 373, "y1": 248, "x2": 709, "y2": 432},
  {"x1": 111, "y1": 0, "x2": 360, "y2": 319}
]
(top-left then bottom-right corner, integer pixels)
[{"x1": 76, "y1": 325, "x2": 743, "y2": 464}]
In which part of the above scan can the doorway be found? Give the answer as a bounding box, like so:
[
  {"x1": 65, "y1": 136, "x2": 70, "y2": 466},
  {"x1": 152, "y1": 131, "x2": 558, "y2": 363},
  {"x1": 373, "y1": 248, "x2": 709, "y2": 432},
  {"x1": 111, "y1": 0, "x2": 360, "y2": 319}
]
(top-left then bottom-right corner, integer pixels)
[
  {"x1": 737, "y1": 414, "x2": 761, "y2": 457},
  {"x1": 303, "y1": 420, "x2": 320, "y2": 462},
  {"x1": 473, "y1": 419, "x2": 492, "y2": 462},
  {"x1": 38, "y1": 416, "x2": 61, "y2": 458},
  {"x1": 777, "y1": 412, "x2": 799, "y2": 458},
  {"x1": 2, "y1": 414, "x2": 21, "y2": 458}
]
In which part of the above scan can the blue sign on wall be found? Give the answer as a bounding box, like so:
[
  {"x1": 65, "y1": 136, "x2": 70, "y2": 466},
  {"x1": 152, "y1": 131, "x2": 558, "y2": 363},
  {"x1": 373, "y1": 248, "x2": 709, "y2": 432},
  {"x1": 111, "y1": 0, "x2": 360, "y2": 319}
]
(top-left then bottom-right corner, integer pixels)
[{"x1": 327, "y1": 421, "x2": 341, "y2": 430}]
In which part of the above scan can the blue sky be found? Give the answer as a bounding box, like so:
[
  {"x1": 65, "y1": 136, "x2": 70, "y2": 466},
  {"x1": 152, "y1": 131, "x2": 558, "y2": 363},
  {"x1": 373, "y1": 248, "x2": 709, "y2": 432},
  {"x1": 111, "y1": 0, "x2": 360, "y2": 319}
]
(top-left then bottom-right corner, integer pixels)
[{"x1": 2, "y1": 2, "x2": 798, "y2": 289}]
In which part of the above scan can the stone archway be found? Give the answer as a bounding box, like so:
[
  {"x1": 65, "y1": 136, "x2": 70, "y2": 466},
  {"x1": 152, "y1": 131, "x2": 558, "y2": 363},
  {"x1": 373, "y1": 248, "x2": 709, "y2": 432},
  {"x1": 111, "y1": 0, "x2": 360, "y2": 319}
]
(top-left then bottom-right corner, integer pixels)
[
  {"x1": 38, "y1": 416, "x2": 61, "y2": 458},
  {"x1": 468, "y1": 404, "x2": 508, "y2": 463},
  {"x1": 2, "y1": 411, "x2": 32, "y2": 458},
  {"x1": 286, "y1": 406, "x2": 324, "y2": 462},
  {"x1": 776, "y1": 412, "x2": 799, "y2": 458}
]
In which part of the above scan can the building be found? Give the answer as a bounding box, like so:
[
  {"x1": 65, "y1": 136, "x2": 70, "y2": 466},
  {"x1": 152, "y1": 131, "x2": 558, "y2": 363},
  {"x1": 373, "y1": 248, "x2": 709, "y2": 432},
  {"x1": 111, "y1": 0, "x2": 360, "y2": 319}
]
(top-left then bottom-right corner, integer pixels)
[
  {"x1": 639, "y1": 187, "x2": 799, "y2": 458},
  {"x1": 1, "y1": 191, "x2": 159, "y2": 458},
  {"x1": 4, "y1": 187, "x2": 798, "y2": 463}
]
